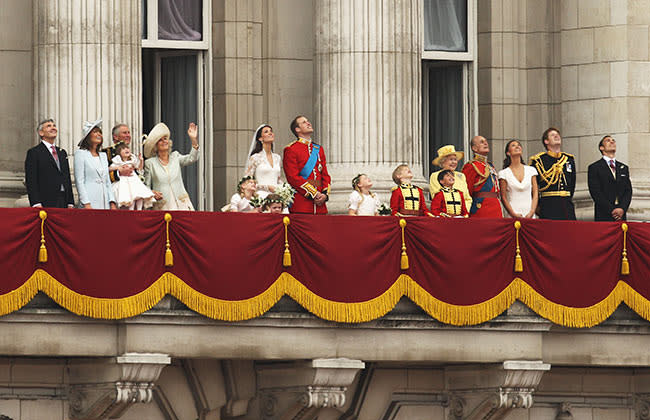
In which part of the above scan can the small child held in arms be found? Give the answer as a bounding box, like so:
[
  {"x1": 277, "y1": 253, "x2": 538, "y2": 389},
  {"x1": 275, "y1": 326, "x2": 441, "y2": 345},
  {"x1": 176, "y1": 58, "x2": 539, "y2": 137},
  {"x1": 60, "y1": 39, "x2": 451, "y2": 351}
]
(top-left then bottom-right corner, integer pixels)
[
  {"x1": 389, "y1": 164, "x2": 432, "y2": 217},
  {"x1": 109, "y1": 143, "x2": 155, "y2": 210},
  {"x1": 430, "y1": 169, "x2": 469, "y2": 218},
  {"x1": 261, "y1": 193, "x2": 285, "y2": 214},
  {"x1": 348, "y1": 174, "x2": 382, "y2": 216},
  {"x1": 228, "y1": 176, "x2": 260, "y2": 212}
]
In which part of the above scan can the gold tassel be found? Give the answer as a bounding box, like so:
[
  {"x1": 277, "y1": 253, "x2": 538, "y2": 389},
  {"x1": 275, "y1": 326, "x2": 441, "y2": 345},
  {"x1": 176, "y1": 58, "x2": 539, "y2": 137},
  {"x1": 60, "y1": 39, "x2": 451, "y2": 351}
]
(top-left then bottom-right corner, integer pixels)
[
  {"x1": 514, "y1": 220, "x2": 523, "y2": 273},
  {"x1": 621, "y1": 223, "x2": 629, "y2": 275},
  {"x1": 164, "y1": 213, "x2": 173, "y2": 267},
  {"x1": 283, "y1": 217, "x2": 292, "y2": 267},
  {"x1": 399, "y1": 219, "x2": 409, "y2": 270},
  {"x1": 38, "y1": 210, "x2": 48, "y2": 263}
]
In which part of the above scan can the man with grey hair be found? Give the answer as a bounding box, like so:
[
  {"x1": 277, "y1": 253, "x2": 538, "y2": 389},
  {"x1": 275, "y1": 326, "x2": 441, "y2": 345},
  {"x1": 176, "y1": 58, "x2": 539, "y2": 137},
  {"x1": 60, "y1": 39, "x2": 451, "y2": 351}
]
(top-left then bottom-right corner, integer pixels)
[
  {"x1": 24, "y1": 119, "x2": 75, "y2": 208},
  {"x1": 103, "y1": 123, "x2": 134, "y2": 182}
]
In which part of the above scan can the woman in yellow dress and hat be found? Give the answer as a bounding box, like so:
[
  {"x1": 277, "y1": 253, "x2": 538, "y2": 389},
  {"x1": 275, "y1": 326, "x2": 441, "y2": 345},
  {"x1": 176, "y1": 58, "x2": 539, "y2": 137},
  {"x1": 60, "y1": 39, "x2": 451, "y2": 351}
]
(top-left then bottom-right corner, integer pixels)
[
  {"x1": 429, "y1": 145, "x2": 472, "y2": 214},
  {"x1": 142, "y1": 122, "x2": 200, "y2": 211}
]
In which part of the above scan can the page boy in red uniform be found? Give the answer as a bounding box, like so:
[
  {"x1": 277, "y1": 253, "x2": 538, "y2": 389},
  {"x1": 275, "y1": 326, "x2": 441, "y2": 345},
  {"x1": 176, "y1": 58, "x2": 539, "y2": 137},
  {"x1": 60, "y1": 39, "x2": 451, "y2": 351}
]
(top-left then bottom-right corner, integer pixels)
[
  {"x1": 390, "y1": 164, "x2": 432, "y2": 217},
  {"x1": 430, "y1": 170, "x2": 469, "y2": 218}
]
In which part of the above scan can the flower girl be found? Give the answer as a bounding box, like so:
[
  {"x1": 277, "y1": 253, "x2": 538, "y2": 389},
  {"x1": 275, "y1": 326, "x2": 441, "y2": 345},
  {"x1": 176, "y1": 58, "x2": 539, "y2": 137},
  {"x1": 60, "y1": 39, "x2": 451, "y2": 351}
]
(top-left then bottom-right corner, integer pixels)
[
  {"x1": 109, "y1": 143, "x2": 155, "y2": 210},
  {"x1": 348, "y1": 174, "x2": 382, "y2": 216}
]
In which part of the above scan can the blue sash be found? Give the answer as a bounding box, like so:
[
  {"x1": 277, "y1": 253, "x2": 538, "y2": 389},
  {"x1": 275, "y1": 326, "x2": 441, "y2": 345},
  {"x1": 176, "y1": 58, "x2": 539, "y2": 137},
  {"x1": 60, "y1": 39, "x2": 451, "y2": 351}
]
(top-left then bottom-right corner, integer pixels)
[
  {"x1": 299, "y1": 144, "x2": 320, "y2": 179},
  {"x1": 469, "y1": 170, "x2": 494, "y2": 214}
]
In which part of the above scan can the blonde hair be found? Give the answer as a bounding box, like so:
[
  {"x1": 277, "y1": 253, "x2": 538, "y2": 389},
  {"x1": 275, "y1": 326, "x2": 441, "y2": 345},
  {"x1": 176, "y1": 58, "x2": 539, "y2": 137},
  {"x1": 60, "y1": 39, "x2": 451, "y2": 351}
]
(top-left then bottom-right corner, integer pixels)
[
  {"x1": 351, "y1": 174, "x2": 375, "y2": 208},
  {"x1": 392, "y1": 164, "x2": 409, "y2": 185}
]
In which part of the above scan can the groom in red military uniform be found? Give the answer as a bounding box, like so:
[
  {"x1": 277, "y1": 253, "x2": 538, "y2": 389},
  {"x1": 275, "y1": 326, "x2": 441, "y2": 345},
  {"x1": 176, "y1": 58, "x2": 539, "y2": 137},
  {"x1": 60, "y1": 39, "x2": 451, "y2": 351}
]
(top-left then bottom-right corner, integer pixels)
[
  {"x1": 461, "y1": 135, "x2": 502, "y2": 218},
  {"x1": 283, "y1": 115, "x2": 331, "y2": 214}
]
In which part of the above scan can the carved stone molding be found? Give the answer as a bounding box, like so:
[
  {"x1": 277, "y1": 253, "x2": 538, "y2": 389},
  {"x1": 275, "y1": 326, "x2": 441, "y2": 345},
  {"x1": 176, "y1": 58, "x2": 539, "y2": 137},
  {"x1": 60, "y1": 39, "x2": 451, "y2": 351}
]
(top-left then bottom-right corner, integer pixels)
[
  {"x1": 69, "y1": 353, "x2": 171, "y2": 420},
  {"x1": 257, "y1": 358, "x2": 365, "y2": 420},
  {"x1": 636, "y1": 395, "x2": 650, "y2": 420},
  {"x1": 556, "y1": 402, "x2": 573, "y2": 420},
  {"x1": 446, "y1": 360, "x2": 550, "y2": 420}
]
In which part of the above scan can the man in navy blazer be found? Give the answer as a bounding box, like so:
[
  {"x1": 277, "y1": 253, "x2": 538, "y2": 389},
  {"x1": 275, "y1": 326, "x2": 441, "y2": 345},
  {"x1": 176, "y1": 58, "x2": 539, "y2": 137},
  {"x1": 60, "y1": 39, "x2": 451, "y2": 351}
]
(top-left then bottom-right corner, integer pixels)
[
  {"x1": 24, "y1": 119, "x2": 75, "y2": 208},
  {"x1": 587, "y1": 135, "x2": 632, "y2": 221}
]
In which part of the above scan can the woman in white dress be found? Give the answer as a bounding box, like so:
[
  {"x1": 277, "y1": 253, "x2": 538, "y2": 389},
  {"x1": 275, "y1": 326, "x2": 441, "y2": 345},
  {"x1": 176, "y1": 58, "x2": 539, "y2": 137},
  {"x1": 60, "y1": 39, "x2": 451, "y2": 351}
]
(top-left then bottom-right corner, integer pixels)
[
  {"x1": 498, "y1": 140, "x2": 539, "y2": 218},
  {"x1": 244, "y1": 124, "x2": 282, "y2": 199}
]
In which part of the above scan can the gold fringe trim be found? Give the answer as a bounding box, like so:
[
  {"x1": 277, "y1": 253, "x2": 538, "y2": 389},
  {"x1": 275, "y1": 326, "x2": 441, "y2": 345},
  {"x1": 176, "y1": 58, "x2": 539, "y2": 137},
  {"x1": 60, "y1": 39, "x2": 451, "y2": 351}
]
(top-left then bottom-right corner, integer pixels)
[{"x1": 0, "y1": 271, "x2": 649, "y2": 327}]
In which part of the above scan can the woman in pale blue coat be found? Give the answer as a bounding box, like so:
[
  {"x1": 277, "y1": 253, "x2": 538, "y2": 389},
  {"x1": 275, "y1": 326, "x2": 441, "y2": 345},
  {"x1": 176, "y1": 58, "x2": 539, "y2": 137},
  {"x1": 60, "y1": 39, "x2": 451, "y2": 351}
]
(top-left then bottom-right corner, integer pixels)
[
  {"x1": 74, "y1": 119, "x2": 117, "y2": 210},
  {"x1": 143, "y1": 122, "x2": 199, "y2": 211}
]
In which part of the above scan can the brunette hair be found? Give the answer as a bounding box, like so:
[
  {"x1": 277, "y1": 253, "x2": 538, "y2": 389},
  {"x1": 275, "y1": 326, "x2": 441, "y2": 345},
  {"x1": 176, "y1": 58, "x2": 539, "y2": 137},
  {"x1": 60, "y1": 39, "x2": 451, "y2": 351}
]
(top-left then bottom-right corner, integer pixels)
[
  {"x1": 437, "y1": 169, "x2": 454, "y2": 183},
  {"x1": 598, "y1": 135, "x2": 612, "y2": 155},
  {"x1": 250, "y1": 125, "x2": 273, "y2": 156},
  {"x1": 79, "y1": 127, "x2": 103, "y2": 152},
  {"x1": 114, "y1": 142, "x2": 130, "y2": 158},
  {"x1": 503, "y1": 140, "x2": 526, "y2": 169},
  {"x1": 541, "y1": 127, "x2": 560, "y2": 150},
  {"x1": 290, "y1": 115, "x2": 305, "y2": 138}
]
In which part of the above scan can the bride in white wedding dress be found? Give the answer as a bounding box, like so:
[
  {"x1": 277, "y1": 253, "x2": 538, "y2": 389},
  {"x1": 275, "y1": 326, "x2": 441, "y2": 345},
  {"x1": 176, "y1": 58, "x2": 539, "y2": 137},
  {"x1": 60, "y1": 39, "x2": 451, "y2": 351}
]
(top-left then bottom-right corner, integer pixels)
[
  {"x1": 498, "y1": 140, "x2": 539, "y2": 218},
  {"x1": 244, "y1": 124, "x2": 283, "y2": 199}
]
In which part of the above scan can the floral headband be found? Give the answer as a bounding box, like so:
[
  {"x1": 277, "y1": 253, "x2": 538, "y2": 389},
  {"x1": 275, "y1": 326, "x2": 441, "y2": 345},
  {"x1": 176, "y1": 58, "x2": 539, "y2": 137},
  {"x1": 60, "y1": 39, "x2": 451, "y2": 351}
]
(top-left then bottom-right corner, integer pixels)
[
  {"x1": 237, "y1": 175, "x2": 256, "y2": 192},
  {"x1": 351, "y1": 173, "x2": 366, "y2": 191}
]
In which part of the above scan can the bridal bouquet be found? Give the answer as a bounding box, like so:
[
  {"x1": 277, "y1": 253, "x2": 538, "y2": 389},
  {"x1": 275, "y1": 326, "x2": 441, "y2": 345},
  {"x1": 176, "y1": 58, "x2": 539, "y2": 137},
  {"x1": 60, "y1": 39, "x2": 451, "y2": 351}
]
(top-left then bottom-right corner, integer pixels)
[{"x1": 275, "y1": 183, "x2": 297, "y2": 207}]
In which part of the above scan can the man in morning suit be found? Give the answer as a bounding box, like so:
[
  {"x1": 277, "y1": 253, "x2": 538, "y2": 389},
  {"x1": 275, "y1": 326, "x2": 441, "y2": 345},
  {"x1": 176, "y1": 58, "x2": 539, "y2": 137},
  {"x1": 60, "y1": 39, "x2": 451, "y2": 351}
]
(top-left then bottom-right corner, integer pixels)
[
  {"x1": 24, "y1": 119, "x2": 75, "y2": 208},
  {"x1": 283, "y1": 115, "x2": 331, "y2": 214},
  {"x1": 529, "y1": 127, "x2": 576, "y2": 220},
  {"x1": 461, "y1": 135, "x2": 502, "y2": 218},
  {"x1": 587, "y1": 135, "x2": 632, "y2": 221}
]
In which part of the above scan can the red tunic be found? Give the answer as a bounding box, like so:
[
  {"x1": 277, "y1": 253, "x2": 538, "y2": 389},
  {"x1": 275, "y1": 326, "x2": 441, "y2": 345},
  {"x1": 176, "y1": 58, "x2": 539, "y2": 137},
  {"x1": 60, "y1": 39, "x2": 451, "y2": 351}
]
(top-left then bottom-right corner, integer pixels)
[
  {"x1": 430, "y1": 188, "x2": 469, "y2": 217},
  {"x1": 390, "y1": 185, "x2": 431, "y2": 216},
  {"x1": 461, "y1": 158, "x2": 503, "y2": 218},
  {"x1": 283, "y1": 138, "x2": 331, "y2": 214}
]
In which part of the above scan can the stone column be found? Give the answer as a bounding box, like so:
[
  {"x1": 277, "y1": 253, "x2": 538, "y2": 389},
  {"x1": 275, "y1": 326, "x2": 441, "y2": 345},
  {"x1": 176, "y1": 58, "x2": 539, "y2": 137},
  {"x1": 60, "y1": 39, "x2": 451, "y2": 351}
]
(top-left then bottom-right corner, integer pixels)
[
  {"x1": 314, "y1": 0, "x2": 423, "y2": 212},
  {"x1": 33, "y1": 0, "x2": 142, "y2": 155}
]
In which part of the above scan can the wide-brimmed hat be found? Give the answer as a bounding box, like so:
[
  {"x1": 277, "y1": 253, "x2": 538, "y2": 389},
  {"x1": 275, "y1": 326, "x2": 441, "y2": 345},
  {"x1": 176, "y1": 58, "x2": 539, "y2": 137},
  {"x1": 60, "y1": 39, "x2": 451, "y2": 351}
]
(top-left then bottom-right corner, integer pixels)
[
  {"x1": 143, "y1": 123, "x2": 171, "y2": 158},
  {"x1": 432, "y1": 145, "x2": 464, "y2": 166},
  {"x1": 78, "y1": 119, "x2": 102, "y2": 147}
]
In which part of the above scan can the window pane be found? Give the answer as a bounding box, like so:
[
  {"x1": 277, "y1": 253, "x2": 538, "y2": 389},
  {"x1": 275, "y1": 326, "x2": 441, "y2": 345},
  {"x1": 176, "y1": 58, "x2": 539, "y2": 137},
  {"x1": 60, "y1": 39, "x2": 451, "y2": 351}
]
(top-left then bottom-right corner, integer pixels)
[
  {"x1": 158, "y1": 0, "x2": 203, "y2": 41},
  {"x1": 426, "y1": 64, "x2": 464, "y2": 176},
  {"x1": 161, "y1": 55, "x2": 199, "y2": 207},
  {"x1": 142, "y1": 0, "x2": 147, "y2": 39},
  {"x1": 423, "y1": 0, "x2": 467, "y2": 52}
]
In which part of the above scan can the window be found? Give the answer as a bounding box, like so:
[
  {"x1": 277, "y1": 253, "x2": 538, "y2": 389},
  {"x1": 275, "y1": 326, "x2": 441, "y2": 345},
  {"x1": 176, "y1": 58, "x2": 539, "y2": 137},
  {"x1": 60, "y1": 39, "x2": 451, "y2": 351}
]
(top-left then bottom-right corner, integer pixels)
[
  {"x1": 142, "y1": 0, "x2": 209, "y2": 49},
  {"x1": 421, "y1": 0, "x2": 477, "y2": 178},
  {"x1": 142, "y1": 0, "x2": 213, "y2": 210}
]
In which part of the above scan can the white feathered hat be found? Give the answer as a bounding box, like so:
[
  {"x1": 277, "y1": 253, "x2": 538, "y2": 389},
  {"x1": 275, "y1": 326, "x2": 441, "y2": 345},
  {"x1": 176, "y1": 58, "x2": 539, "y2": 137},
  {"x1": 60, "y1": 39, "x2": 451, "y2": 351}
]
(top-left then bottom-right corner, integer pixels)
[
  {"x1": 142, "y1": 123, "x2": 171, "y2": 159},
  {"x1": 78, "y1": 119, "x2": 103, "y2": 147}
]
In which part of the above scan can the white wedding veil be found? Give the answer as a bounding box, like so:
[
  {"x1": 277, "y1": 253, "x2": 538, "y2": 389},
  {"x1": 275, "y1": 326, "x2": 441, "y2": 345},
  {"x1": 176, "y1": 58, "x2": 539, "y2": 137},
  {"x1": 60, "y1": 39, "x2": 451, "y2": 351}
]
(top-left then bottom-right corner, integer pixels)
[{"x1": 247, "y1": 123, "x2": 270, "y2": 161}]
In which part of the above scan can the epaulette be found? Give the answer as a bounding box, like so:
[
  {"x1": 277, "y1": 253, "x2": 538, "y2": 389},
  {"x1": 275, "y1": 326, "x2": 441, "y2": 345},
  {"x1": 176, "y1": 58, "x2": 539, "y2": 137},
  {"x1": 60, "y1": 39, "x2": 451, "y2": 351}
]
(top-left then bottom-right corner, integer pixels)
[
  {"x1": 562, "y1": 152, "x2": 575, "y2": 158},
  {"x1": 391, "y1": 186, "x2": 399, "y2": 191},
  {"x1": 284, "y1": 140, "x2": 297, "y2": 148},
  {"x1": 529, "y1": 151, "x2": 544, "y2": 165}
]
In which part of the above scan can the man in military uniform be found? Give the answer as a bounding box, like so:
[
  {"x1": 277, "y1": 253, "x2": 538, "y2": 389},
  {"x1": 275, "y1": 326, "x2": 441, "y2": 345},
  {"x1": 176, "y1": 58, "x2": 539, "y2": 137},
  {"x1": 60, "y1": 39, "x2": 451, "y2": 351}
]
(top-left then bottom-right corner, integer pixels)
[
  {"x1": 461, "y1": 136, "x2": 502, "y2": 218},
  {"x1": 102, "y1": 123, "x2": 134, "y2": 183},
  {"x1": 529, "y1": 127, "x2": 576, "y2": 220},
  {"x1": 283, "y1": 115, "x2": 331, "y2": 214}
]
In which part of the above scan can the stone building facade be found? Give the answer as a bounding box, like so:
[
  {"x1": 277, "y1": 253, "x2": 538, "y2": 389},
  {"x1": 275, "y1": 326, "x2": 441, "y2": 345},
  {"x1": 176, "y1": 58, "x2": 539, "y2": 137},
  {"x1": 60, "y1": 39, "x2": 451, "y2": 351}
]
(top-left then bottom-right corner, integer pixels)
[{"x1": 1, "y1": 0, "x2": 650, "y2": 419}]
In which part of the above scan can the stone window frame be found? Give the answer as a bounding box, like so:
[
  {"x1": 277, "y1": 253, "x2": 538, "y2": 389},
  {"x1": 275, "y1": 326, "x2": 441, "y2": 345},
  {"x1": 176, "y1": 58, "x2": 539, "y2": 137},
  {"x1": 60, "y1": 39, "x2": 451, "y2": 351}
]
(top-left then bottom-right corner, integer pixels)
[{"x1": 421, "y1": 0, "x2": 476, "y2": 62}]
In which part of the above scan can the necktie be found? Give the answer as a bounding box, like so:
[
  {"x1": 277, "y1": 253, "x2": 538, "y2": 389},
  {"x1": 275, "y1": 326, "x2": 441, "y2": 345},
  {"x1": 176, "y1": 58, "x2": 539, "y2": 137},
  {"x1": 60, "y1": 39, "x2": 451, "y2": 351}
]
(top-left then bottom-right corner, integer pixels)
[
  {"x1": 609, "y1": 160, "x2": 616, "y2": 172},
  {"x1": 51, "y1": 145, "x2": 60, "y2": 169}
]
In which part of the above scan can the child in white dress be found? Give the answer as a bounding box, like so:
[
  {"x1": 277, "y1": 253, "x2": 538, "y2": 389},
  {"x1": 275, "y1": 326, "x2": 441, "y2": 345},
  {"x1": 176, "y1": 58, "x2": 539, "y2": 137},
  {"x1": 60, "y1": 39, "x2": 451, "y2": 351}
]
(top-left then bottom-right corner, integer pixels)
[
  {"x1": 348, "y1": 174, "x2": 382, "y2": 216},
  {"x1": 109, "y1": 144, "x2": 155, "y2": 210},
  {"x1": 228, "y1": 176, "x2": 260, "y2": 212}
]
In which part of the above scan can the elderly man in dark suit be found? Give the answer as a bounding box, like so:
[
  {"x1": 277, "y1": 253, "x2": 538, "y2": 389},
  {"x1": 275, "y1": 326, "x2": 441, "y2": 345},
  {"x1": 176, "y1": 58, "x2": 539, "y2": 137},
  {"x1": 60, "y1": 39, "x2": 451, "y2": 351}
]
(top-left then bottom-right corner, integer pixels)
[
  {"x1": 587, "y1": 135, "x2": 633, "y2": 221},
  {"x1": 24, "y1": 119, "x2": 75, "y2": 208}
]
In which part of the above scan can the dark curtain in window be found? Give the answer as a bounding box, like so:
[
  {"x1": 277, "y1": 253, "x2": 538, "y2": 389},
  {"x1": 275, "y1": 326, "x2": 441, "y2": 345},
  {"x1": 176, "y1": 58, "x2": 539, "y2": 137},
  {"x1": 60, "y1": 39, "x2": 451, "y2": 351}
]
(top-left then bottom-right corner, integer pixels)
[
  {"x1": 161, "y1": 55, "x2": 199, "y2": 207},
  {"x1": 423, "y1": 0, "x2": 467, "y2": 52},
  {"x1": 428, "y1": 65, "x2": 464, "y2": 175},
  {"x1": 158, "y1": 0, "x2": 202, "y2": 41}
]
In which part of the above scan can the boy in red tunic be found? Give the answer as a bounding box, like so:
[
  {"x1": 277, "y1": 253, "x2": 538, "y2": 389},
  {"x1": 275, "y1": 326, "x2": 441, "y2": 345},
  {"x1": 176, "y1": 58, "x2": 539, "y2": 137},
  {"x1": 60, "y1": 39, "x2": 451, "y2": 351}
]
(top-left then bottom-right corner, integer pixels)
[
  {"x1": 430, "y1": 170, "x2": 469, "y2": 218},
  {"x1": 461, "y1": 135, "x2": 503, "y2": 218},
  {"x1": 389, "y1": 164, "x2": 432, "y2": 217},
  {"x1": 283, "y1": 116, "x2": 331, "y2": 214}
]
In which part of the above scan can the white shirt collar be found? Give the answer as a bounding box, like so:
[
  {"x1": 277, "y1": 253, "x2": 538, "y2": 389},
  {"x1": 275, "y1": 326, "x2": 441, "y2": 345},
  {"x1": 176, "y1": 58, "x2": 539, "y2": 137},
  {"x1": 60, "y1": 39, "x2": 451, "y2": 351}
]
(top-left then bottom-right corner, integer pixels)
[
  {"x1": 41, "y1": 139, "x2": 56, "y2": 149},
  {"x1": 602, "y1": 155, "x2": 616, "y2": 165}
]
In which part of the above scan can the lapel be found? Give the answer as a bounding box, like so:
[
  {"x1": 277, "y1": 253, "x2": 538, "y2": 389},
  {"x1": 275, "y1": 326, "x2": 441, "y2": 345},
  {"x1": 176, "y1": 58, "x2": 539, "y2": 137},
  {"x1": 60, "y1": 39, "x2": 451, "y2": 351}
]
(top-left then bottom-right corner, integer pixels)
[
  {"x1": 599, "y1": 158, "x2": 615, "y2": 182},
  {"x1": 38, "y1": 142, "x2": 61, "y2": 172}
]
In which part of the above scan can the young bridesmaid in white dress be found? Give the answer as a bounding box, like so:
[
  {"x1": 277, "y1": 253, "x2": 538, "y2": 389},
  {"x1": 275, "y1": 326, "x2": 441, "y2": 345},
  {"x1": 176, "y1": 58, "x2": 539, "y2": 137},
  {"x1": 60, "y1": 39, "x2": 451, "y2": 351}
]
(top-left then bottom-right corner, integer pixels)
[
  {"x1": 244, "y1": 124, "x2": 282, "y2": 199},
  {"x1": 498, "y1": 140, "x2": 539, "y2": 218}
]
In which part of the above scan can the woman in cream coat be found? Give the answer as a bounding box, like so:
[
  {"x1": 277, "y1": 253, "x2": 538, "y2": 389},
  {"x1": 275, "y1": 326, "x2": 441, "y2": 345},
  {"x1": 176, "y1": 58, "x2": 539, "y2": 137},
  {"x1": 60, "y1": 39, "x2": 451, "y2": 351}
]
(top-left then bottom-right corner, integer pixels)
[
  {"x1": 143, "y1": 122, "x2": 200, "y2": 210},
  {"x1": 74, "y1": 119, "x2": 117, "y2": 209}
]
